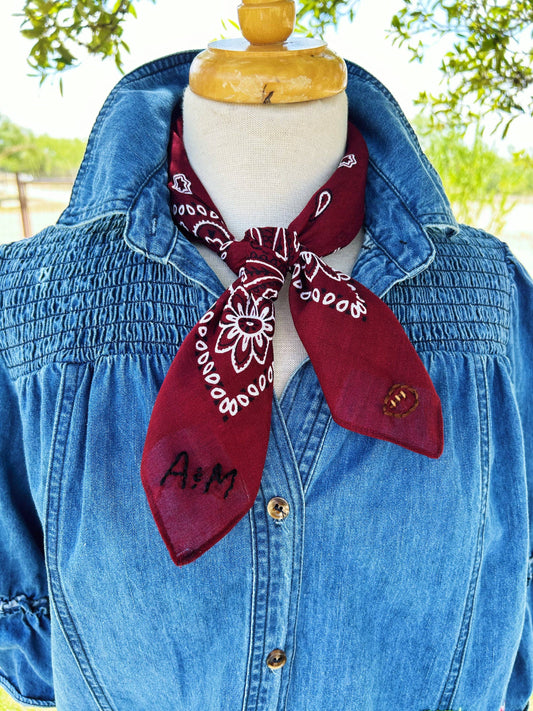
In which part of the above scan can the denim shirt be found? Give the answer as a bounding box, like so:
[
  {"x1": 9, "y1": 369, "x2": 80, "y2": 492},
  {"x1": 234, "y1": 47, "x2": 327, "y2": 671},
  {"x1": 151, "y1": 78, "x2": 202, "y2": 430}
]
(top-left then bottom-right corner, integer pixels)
[{"x1": 1, "y1": 50, "x2": 532, "y2": 711}]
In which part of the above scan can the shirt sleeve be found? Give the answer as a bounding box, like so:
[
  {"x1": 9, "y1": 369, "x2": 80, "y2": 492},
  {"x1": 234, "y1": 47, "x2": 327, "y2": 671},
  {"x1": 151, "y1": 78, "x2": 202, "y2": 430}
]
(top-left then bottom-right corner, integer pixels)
[
  {"x1": 0, "y1": 354, "x2": 54, "y2": 707},
  {"x1": 505, "y1": 247, "x2": 533, "y2": 708}
]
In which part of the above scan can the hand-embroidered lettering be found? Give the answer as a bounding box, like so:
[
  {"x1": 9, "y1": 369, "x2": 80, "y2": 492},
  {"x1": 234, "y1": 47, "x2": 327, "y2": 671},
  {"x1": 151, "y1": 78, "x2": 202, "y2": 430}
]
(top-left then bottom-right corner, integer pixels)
[{"x1": 160, "y1": 451, "x2": 238, "y2": 499}]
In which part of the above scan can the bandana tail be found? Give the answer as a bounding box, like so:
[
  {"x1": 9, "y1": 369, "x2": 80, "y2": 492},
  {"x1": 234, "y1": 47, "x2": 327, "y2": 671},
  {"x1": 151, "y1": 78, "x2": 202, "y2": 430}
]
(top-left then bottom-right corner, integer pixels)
[
  {"x1": 141, "y1": 306, "x2": 273, "y2": 566},
  {"x1": 290, "y1": 276, "x2": 444, "y2": 459}
]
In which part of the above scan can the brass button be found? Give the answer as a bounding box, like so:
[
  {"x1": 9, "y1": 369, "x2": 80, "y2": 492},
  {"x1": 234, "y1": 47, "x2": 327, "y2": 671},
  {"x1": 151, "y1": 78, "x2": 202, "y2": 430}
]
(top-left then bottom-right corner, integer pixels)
[
  {"x1": 266, "y1": 649, "x2": 287, "y2": 669},
  {"x1": 267, "y1": 497, "x2": 290, "y2": 521}
]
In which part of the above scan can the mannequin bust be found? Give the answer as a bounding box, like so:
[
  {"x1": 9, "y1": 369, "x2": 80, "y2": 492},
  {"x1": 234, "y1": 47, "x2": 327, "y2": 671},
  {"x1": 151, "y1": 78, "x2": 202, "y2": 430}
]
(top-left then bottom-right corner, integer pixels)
[{"x1": 182, "y1": 3, "x2": 364, "y2": 394}]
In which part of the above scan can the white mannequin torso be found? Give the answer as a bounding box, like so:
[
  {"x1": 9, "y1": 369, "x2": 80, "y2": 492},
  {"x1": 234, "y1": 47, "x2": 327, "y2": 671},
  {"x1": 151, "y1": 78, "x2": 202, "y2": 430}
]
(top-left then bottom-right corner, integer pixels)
[{"x1": 182, "y1": 88, "x2": 364, "y2": 396}]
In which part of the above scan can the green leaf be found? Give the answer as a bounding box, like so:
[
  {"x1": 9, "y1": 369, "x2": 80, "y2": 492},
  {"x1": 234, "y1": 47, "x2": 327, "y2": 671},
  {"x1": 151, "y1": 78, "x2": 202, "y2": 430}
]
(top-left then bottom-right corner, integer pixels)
[{"x1": 21, "y1": 27, "x2": 46, "y2": 39}]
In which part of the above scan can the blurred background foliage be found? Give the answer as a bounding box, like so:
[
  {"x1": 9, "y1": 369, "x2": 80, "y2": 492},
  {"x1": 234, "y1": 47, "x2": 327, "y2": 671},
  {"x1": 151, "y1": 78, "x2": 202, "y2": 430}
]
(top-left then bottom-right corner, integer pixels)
[
  {"x1": 0, "y1": 114, "x2": 85, "y2": 177},
  {"x1": 414, "y1": 115, "x2": 533, "y2": 234}
]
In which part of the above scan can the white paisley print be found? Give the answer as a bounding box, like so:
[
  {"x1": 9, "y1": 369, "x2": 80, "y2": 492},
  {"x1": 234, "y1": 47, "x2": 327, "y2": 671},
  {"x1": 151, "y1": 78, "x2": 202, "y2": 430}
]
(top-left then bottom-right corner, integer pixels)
[{"x1": 215, "y1": 286, "x2": 275, "y2": 373}]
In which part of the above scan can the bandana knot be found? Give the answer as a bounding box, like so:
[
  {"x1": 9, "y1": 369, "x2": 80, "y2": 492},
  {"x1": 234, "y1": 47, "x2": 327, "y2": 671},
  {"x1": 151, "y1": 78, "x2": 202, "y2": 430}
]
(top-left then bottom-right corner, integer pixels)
[{"x1": 224, "y1": 226, "x2": 302, "y2": 301}]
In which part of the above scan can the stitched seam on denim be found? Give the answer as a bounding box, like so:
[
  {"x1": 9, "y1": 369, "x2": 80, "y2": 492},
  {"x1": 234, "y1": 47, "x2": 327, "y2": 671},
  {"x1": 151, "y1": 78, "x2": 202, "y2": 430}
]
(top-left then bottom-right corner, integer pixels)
[
  {"x1": 0, "y1": 674, "x2": 55, "y2": 708},
  {"x1": 0, "y1": 308, "x2": 196, "y2": 347},
  {"x1": 281, "y1": 445, "x2": 304, "y2": 711},
  {"x1": 303, "y1": 415, "x2": 333, "y2": 499},
  {"x1": 255, "y1": 488, "x2": 273, "y2": 711},
  {"x1": 402, "y1": 326, "x2": 506, "y2": 354},
  {"x1": 125, "y1": 224, "x2": 225, "y2": 302},
  {"x1": 60, "y1": 202, "x2": 129, "y2": 224},
  {"x1": 503, "y1": 246, "x2": 523, "y2": 356},
  {"x1": 298, "y1": 397, "x2": 331, "y2": 490},
  {"x1": 420, "y1": 211, "x2": 459, "y2": 220},
  {"x1": 432, "y1": 226, "x2": 508, "y2": 263},
  {"x1": 5, "y1": 348, "x2": 176, "y2": 380},
  {"x1": 430, "y1": 258, "x2": 506, "y2": 267},
  {"x1": 438, "y1": 357, "x2": 491, "y2": 708},
  {"x1": 272, "y1": 398, "x2": 306, "y2": 498},
  {"x1": 263, "y1": 427, "x2": 303, "y2": 709},
  {"x1": 0, "y1": 262, "x2": 181, "y2": 295},
  {"x1": 44, "y1": 365, "x2": 115, "y2": 711},
  {"x1": 408, "y1": 338, "x2": 505, "y2": 349},
  {"x1": 8, "y1": 352, "x2": 173, "y2": 386},
  {"x1": 437, "y1": 239, "x2": 504, "y2": 254},
  {"x1": 419, "y1": 268, "x2": 507, "y2": 279},
  {"x1": 367, "y1": 162, "x2": 431, "y2": 273},
  {"x1": 4, "y1": 342, "x2": 182, "y2": 373},
  {"x1": 4, "y1": 339, "x2": 507, "y2": 377},
  {"x1": 387, "y1": 300, "x2": 511, "y2": 310},
  {"x1": 64, "y1": 97, "x2": 115, "y2": 217},
  {"x1": 282, "y1": 493, "x2": 301, "y2": 711},
  {"x1": 0, "y1": 213, "x2": 125, "y2": 265},
  {"x1": 389, "y1": 287, "x2": 511, "y2": 298},
  {"x1": 270, "y1": 418, "x2": 304, "y2": 711},
  {"x1": 0, "y1": 243, "x2": 133, "y2": 271},
  {"x1": 430, "y1": 240, "x2": 505, "y2": 252},
  {"x1": 56, "y1": 210, "x2": 126, "y2": 230},
  {"x1": 527, "y1": 555, "x2": 533, "y2": 587},
  {"x1": 164, "y1": 244, "x2": 226, "y2": 301},
  {"x1": 397, "y1": 274, "x2": 509, "y2": 286},
  {"x1": 246, "y1": 488, "x2": 269, "y2": 711},
  {"x1": 438, "y1": 243, "x2": 504, "y2": 257},
  {"x1": 1, "y1": 317, "x2": 196, "y2": 350},
  {"x1": 281, "y1": 522, "x2": 304, "y2": 711},
  {"x1": 0, "y1": 295, "x2": 198, "y2": 323},
  {"x1": 398, "y1": 335, "x2": 509, "y2": 351},
  {"x1": 124, "y1": 156, "x2": 175, "y2": 256},
  {"x1": 242, "y1": 508, "x2": 257, "y2": 711},
  {"x1": 285, "y1": 380, "x2": 322, "y2": 479},
  {"x1": 406, "y1": 317, "x2": 509, "y2": 328},
  {"x1": 256, "y1": 484, "x2": 273, "y2": 711},
  {"x1": 279, "y1": 365, "x2": 307, "y2": 419},
  {"x1": 0, "y1": 258, "x2": 146, "y2": 286}
]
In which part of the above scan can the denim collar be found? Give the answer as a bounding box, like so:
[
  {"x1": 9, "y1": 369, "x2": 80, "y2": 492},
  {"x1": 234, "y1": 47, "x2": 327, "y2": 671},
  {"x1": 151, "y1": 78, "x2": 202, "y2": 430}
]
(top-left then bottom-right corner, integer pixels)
[{"x1": 59, "y1": 50, "x2": 458, "y2": 297}]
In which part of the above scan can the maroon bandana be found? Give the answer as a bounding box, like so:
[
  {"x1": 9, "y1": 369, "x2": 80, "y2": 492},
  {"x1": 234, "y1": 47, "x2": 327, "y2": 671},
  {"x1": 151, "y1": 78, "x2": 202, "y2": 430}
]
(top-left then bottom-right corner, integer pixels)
[{"x1": 141, "y1": 118, "x2": 443, "y2": 566}]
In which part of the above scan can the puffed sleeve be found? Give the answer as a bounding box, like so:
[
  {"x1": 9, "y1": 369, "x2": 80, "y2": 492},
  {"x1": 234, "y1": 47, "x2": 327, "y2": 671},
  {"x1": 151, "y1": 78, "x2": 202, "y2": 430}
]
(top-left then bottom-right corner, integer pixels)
[
  {"x1": 505, "y1": 248, "x2": 533, "y2": 708},
  {"x1": 0, "y1": 355, "x2": 54, "y2": 707}
]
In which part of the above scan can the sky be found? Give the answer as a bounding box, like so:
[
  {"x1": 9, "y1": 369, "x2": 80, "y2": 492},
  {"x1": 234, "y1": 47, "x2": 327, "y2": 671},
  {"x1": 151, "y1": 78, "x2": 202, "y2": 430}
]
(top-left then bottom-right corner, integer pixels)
[{"x1": 1, "y1": 0, "x2": 532, "y2": 153}]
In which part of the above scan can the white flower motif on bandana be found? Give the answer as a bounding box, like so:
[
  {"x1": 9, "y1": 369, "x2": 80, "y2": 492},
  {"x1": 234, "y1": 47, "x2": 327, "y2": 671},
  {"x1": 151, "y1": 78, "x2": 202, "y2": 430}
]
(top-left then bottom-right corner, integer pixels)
[{"x1": 215, "y1": 286, "x2": 274, "y2": 373}]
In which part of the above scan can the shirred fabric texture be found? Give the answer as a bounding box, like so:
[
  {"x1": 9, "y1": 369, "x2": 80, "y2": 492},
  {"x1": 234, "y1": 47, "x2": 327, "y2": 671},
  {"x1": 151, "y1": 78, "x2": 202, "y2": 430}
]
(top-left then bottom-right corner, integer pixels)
[{"x1": 0, "y1": 50, "x2": 532, "y2": 711}]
